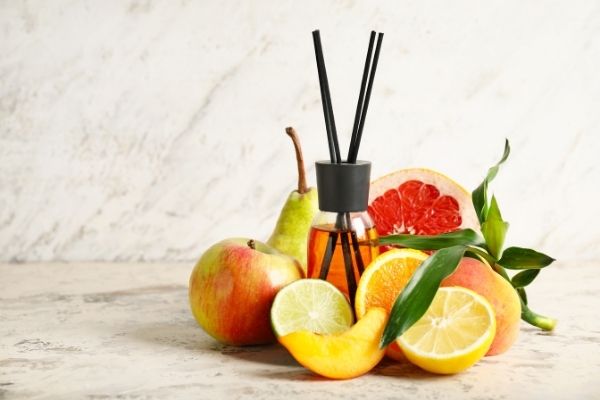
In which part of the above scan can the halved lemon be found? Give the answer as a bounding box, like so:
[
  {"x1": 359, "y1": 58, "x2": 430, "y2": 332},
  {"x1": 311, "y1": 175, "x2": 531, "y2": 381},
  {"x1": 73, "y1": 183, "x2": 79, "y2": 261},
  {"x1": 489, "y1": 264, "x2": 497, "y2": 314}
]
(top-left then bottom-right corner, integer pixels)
[
  {"x1": 271, "y1": 279, "x2": 354, "y2": 337},
  {"x1": 396, "y1": 287, "x2": 496, "y2": 374}
]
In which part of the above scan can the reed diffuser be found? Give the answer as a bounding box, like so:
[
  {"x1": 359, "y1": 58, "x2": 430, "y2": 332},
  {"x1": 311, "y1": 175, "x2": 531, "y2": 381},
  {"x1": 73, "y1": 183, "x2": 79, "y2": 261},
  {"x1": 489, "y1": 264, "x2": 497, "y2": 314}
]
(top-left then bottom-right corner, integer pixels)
[{"x1": 307, "y1": 30, "x2": 384, "y2": 309}]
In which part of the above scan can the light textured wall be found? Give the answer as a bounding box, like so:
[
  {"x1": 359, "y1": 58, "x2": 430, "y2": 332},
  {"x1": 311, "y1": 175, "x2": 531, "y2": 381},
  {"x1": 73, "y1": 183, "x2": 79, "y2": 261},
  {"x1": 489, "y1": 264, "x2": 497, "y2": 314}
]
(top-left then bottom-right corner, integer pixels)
[{"x1": 1, "y1": 1, "x2": 598, "y2": 262}]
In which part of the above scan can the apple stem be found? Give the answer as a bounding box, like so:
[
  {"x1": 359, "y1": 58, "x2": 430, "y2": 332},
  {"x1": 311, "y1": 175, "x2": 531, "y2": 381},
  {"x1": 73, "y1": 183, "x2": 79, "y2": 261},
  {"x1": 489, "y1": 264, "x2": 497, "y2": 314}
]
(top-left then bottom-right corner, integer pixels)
[
  {"x1": 285, "y1": 127, "x2": 308, "y2": 194},
  {"x1": 247, "y1": 240, "x2": 256, "y2": 250}
]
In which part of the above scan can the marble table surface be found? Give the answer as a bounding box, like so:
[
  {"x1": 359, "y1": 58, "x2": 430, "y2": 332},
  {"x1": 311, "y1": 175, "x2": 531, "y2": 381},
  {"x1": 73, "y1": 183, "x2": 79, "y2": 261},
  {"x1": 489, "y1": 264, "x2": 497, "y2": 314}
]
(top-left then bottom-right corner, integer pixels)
[{"x1": 1, "y1": 262, "x2": 599, "y2": 400}]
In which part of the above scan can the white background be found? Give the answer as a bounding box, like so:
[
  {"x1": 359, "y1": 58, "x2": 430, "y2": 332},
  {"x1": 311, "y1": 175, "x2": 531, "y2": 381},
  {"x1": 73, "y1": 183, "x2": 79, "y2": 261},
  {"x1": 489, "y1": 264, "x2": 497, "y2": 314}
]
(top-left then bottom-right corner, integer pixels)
[{"x1": 1, "y1": 0, "x2": 598, "y2": 262}]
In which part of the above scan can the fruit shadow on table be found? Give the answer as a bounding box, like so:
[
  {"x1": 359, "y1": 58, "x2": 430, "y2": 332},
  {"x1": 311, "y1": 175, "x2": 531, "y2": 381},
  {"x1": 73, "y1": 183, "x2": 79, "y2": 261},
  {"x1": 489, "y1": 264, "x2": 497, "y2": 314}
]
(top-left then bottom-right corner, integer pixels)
[
  {"x1": 116, "y1": 290, "x2": 444, "y2": 381},
  {"x1": 245, "y1": 357, "x2": 442, "y2": 381},
  {"x1": 125, "y1": 320, "x2": 442, "y2": 380},
  {"x1": 124, "y1": 318, "x2": 298, "y2": 367}
]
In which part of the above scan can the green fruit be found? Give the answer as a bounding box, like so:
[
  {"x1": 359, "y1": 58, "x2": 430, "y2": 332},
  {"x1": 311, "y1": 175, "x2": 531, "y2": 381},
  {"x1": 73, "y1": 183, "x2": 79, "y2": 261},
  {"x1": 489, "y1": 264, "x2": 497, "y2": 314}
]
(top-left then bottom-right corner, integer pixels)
[
  {"x1": 270, "y1": 279, "x2": 354, "y2": 337},
  {"x1": 267, "y1": 127, "x2": 319, "y2": 273}
]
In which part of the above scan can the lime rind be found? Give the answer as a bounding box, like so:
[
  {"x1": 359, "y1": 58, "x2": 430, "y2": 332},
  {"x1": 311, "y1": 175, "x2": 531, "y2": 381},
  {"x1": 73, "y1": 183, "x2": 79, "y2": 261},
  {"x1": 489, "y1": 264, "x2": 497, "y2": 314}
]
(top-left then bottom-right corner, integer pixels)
[{"x1": 271, "y1": 279, "x2": 354, "y2": 337}]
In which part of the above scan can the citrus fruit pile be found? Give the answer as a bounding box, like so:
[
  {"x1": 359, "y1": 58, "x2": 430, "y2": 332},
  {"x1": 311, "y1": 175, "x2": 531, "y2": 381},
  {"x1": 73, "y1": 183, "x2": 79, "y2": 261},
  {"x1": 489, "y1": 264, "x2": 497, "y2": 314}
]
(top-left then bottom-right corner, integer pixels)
[
  {"x1": 271, "y1": 250, "x2": 497, "y2": 378},
  {"x1": 266, "y1": 169, "x2": 505, "y2": 379}
]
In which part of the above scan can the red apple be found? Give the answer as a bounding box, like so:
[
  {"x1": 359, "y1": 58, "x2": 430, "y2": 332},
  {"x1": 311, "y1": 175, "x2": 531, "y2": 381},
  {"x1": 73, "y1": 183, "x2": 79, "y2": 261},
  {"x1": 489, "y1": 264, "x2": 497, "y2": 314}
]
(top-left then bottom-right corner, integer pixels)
[{"x1": 189, "y1": 238, "x2": 304, "y2": 345}]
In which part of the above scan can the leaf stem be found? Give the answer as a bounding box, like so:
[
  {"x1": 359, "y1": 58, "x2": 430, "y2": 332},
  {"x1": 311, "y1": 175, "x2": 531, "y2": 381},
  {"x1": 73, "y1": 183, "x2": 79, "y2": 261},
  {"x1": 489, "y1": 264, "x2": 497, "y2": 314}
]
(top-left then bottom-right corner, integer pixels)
[
  {"x1": 520, "y1": 299, "x2": 557, "y2": 331},
  {"x1": 491, "y1": 262, "x2": 511, "y2": 282},
  {"x1": 465, "y1": 245, "x2": 497, "y2": 266},
  {"x1": 517, "y1": 287, "x2": 528, "y2": 304},
  {"x1": 497, "y1": 264, "x2": 557, "y2": 331}
]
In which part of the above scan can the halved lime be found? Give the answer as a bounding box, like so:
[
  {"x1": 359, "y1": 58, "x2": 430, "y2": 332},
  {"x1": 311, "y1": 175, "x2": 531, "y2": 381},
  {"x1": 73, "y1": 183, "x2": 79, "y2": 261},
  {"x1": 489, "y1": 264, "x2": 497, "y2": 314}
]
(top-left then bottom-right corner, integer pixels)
[{"x1": 271, "y1": 279, "x2": 354, "y2": 337}]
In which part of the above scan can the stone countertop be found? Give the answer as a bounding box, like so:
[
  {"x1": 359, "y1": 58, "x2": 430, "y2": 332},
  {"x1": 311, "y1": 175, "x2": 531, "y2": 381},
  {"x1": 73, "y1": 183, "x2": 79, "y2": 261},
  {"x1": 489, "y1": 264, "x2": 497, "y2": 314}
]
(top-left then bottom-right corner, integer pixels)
[{"x1": 1, "y1": 262, "x2": 599, "y2": 399}]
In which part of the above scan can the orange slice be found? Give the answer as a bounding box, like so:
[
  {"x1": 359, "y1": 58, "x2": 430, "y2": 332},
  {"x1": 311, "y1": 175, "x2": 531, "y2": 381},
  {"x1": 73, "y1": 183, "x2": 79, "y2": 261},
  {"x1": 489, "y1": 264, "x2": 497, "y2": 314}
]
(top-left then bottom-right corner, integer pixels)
[{"x1": 355, "y1": 248, "x2": 429, "y2": 360}]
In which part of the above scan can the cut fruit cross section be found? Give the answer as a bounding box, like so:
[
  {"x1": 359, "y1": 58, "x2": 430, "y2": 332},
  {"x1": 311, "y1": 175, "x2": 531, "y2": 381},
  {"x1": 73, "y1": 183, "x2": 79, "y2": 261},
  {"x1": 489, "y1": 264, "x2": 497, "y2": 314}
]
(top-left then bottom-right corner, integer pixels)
[
  {"x1": 396, "y1": 287, "x2": 496, "y2": 374},
  {"x1": 354, "y1": 248, "x2": 429, "y2": 361},
  {"x1": 368, "y1": 168, "x2": 479, "y2": 237},
  {"x1": 271, "y1": 279, "x2": 354, "y2": 337}
]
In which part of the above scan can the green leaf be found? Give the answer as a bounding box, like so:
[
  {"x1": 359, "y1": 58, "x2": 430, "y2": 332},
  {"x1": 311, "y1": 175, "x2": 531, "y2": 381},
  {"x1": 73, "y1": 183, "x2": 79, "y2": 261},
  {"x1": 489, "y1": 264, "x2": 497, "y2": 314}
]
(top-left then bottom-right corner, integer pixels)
[
  {"x1": 380, "y1": 245, "x2": 466, "y2": 348},
  {"x1": 486, "y1": 195, "x2": 503, "y2": 220},
  {"x1": 472, "y1": 139, "x2": 510, "y2": 224},
  {"x1": 379, "y1": 229, "x2": 484, "y2": 250},
  {"x1": 498, "y1": 247, "x2": 555, "y2": 269},
  {"x1": 480, "y1": 196, "x2": 509, "y2": 259},
  {"x1": 471, "y1": 180, "x2": 488, "y2": 224},
  {"x1": 511, "y1": 269, "x2": 540, "y2": 287}
]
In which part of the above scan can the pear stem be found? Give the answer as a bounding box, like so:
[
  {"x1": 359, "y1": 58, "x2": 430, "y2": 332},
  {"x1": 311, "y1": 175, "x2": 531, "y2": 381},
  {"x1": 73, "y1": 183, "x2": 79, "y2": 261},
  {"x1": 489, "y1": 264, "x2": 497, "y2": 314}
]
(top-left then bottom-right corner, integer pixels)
[{"x1": 285, "y1": 127, "x2": 308, "y2": 194}]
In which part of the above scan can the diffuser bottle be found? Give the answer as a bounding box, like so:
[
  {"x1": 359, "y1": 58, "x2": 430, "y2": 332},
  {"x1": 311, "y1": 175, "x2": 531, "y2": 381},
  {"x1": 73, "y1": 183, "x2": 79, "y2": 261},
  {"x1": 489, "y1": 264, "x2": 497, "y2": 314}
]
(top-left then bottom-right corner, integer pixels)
[{"x1": 306, "y1": 161, "x2": 379, "y2": 305}]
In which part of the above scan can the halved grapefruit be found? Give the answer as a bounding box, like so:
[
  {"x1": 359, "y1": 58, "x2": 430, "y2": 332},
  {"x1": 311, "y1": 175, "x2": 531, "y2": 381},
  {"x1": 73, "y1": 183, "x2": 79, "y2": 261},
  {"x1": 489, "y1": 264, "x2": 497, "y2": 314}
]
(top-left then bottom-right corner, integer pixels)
[{"x1": 368, "y1": 168, "x2": 479, "y2": 238}]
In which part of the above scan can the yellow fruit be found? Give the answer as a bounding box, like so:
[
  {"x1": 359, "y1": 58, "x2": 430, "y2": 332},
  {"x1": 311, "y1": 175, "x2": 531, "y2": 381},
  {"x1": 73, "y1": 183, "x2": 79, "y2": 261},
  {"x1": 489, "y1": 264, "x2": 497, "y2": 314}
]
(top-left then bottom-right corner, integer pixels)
[
  {"x1": 355, "y1": 249, "x2": 428, "y2": 360},
  {"x1": 278, "y1": 308, "x2": 387, "y2": 380},
  {"x1": 397, "y1": 287, "x2": 496, "y2": 374},
  {"x1": 441, "y1": 257, "x2": 521, "y2": 355}
]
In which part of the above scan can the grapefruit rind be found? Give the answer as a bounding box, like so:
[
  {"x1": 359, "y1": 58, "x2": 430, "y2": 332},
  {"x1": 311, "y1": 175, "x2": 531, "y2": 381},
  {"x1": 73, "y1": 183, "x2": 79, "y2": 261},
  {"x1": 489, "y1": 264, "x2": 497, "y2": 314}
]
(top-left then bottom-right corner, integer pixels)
[{"x1": 369, "y1": 168, "x2": 479, "y2": 234}]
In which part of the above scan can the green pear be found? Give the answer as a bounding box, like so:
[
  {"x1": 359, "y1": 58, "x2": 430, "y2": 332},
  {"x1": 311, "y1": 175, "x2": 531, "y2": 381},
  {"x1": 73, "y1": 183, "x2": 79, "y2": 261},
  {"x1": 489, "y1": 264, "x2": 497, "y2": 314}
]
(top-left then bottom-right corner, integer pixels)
[{"x1": 267, "y1": 127, "x2": 319, "y2": 274}]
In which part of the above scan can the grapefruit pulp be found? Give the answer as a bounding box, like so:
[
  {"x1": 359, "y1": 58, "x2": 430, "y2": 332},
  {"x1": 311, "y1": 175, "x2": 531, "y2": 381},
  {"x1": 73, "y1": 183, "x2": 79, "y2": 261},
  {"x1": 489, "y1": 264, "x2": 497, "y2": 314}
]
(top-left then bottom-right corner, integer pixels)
[{"x1": 368, "y1": 168, "x2": 479, "y2": 238}]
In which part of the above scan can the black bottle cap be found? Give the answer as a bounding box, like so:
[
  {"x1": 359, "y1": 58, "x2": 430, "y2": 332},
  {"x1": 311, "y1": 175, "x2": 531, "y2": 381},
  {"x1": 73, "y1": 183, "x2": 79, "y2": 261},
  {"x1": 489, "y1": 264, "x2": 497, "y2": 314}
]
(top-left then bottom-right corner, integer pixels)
[{"x1": 315, "y1": 160, "x2": 371, "y2": 212}]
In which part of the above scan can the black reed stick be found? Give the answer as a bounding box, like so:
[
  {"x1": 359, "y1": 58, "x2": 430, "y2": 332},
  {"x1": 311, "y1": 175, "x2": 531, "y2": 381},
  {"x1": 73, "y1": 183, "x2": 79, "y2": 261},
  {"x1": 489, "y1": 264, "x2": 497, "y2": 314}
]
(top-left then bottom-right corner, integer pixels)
[
  {"x1": 312, "y1": 30, "x2": 341, "y2": 164},
  {"x1": 340, "y1": 227, "x2": 357, "y2": 308},
  {"x1": 318, "y1": 213, "x2": 346, "y2": 281},
  {"x1": 318, "y1": 231, "x2": 338, "y2": 280},
  {"x1": 313, "y1": 33, "x2": 335, "y2": 163},
  {"x1": 313, "y1": 31, "x2": 343, "y2": 282},
  {"x1": 346, "y1": 213, "x2": 366, "y2": 275},
  {"x1": 348, "y1": 31, "x2": 376, "y2": 162},
  {"x1": 348, "y1": 32, "x2": 384, "y2": 163},
  {"x1": 313, "y1": 30, "x2": 347, "y2": 287}
]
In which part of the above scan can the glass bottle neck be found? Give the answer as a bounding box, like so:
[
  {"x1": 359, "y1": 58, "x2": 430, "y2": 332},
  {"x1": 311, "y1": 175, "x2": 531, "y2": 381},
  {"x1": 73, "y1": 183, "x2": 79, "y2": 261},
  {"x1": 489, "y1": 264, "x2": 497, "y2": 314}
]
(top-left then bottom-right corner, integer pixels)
[{"x1": 311, "y1": 211, "x2": 375, "y2": 236}]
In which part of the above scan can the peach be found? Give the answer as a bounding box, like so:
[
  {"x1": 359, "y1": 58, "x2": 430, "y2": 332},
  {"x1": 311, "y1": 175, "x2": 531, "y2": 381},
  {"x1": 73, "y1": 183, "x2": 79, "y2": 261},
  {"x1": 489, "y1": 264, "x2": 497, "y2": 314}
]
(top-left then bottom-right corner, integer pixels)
[
  {"x1": 441, "y1": 257, "x2": 521, "y2": 356},
  {"x1": 278, "y1": 308, "x2": 387, "y2": 379}
]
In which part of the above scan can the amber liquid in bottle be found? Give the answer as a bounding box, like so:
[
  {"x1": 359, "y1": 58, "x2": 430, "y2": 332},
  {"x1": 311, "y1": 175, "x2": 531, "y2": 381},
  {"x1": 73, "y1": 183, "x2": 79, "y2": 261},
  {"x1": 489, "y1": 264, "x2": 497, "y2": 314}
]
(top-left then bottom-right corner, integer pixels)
[{"x1": 307, "y1": 224, "x2": 379, "y2": 300}]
